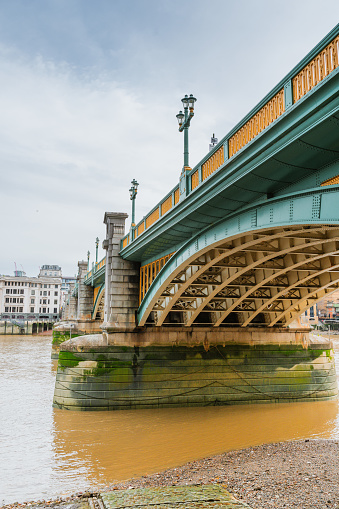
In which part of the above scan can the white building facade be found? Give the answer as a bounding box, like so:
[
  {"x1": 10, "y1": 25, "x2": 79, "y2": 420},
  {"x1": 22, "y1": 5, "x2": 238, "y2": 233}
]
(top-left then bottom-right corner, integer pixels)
[{"x1": 0, "y1": 269, "x2": 62, "y2": 321}]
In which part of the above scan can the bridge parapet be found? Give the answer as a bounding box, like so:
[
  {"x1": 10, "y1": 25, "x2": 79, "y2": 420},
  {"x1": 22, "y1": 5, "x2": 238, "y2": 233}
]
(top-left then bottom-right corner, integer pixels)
[{"x1": 83, "y1": 255, "x2": 106, "y2": 286}]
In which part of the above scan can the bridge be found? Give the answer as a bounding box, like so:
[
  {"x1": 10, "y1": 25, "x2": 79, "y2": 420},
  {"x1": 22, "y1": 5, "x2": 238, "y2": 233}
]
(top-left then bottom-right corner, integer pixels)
[
  {"x1": 64, "y1": 24, "x2": 339, "y2": 332},
  {"x1": 54, "y1": 26, "x2": 339, "y2": 410}
]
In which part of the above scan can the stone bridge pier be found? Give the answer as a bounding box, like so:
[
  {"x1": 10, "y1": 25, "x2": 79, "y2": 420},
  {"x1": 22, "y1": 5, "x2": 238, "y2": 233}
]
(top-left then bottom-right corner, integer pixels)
[
  {"x1": 55, "y1": 212, "x2": 140, "y2": 339},
  {"x1": 101, "y1": 212, "x2": 140, "y2": 332}
]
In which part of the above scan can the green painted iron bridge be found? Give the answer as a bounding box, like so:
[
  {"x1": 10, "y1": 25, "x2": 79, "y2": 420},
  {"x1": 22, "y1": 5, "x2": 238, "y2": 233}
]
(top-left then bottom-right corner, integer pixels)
[
  {"x1": 54, "y1": 26, "x2": 339, "y2": 411},
  {"x1": 66, "y1": 24, "x2": 339, "y2": 332}
]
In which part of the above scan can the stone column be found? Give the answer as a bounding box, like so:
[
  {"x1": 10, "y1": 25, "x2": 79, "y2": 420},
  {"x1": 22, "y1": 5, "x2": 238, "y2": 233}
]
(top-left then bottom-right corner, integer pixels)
[
  {"x1": 102, "y1": 212, "x2": 140, "y2": 331},
  {"x1": 68, "y1": 282, "x2": 78, "y2": 320},
  {"x1": 77, "y1": 260, "x2": 94, "y2": 321},
  {"x1": 62, "y1": 298, "x2": 69, "y2": 320}
]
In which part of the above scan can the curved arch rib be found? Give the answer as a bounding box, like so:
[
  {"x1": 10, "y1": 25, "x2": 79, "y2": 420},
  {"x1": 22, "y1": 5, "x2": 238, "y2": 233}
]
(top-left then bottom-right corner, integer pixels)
[
  {"x1": 152, "y1": 226, "x2": 333, "y2": 327},
  {"x1": 186, "y1": 235, "x2": 338, "y2": 327},
  {"x1": 212, "y1": 242, "x2": 339, "y2": 326}
]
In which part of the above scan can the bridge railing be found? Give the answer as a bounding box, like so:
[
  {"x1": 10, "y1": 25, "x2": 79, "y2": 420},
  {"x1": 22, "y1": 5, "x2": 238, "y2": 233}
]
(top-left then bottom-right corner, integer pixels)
[
  {"x1": 84, "y1": 256, "x2": 106, "y2": 284},
  {"x1": 72, "y1": 281, "x2": 78, "y2": 297},
  {"x1": 121, "y1": 25, "x2": 339, "y2": 251}
]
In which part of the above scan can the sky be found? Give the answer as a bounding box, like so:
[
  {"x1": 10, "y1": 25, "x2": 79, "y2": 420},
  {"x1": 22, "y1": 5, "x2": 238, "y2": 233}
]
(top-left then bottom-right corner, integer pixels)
[{"x1": 0, "y1": 0, "x2": 338, "y2": 277}]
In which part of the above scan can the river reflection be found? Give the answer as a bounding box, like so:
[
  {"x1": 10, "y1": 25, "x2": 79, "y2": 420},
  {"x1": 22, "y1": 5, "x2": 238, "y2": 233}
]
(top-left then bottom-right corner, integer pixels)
[
  {"x1": 1, "y1": 334, "x2": 339, "y2": 504},
  {"x1": 53, "y1": 400, "x2": 339, "y2": 483}
]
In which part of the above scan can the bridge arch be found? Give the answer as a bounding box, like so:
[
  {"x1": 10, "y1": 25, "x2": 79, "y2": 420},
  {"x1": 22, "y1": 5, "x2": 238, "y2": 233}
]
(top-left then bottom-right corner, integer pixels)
[
  {"x1": 138, "y1": 186, "x2": 339, "y2": 327},
  {"x1": 92, "y1": 284, "x2": 105, "y2": 320}
]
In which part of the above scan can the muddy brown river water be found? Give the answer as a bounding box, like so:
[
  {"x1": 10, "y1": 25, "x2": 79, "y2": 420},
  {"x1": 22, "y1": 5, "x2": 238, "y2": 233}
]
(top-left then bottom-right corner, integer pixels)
[{"x1": 1, "y1": 333, "x2": 339, "y2": 504}]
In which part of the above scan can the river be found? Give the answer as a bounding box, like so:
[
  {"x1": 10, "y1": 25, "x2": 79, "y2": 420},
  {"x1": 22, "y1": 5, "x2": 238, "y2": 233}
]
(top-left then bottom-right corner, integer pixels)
[{"x1": 1, "y1": 333, "x2": 339, "y2": 505}]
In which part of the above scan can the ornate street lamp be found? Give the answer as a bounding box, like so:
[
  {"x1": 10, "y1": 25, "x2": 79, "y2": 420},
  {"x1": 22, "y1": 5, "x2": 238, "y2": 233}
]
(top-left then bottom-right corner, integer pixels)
[
  {"x1": 95, "y1": 237, "x2": 99, "y2": 265},
  {"x1": 176, "y1": 94, "x2": 197, "y2": 169},
  {"x1": 129, "y1": 178, "x2": 139, "y2": 239},
  {"x1": 87, "y1": 250, "x2": 90, "y2": 271}
]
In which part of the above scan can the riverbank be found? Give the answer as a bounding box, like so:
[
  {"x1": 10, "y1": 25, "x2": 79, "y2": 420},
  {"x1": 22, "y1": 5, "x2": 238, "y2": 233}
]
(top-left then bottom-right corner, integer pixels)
[{"x1": 2, "y1": 439, "x2": 338, "y2": 508}]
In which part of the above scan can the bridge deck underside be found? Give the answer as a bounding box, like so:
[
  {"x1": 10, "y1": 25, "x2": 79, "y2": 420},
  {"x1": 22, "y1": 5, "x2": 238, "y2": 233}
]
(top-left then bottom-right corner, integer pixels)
[{"x1": 141, "y1": 225, "x2": 339, "y2": 328}]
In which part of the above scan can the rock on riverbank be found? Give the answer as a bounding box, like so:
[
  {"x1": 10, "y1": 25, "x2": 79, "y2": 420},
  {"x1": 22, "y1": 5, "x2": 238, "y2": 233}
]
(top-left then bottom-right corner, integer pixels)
[{"x1": 2, "y1": 440, "x2": 339, "y2": 509}]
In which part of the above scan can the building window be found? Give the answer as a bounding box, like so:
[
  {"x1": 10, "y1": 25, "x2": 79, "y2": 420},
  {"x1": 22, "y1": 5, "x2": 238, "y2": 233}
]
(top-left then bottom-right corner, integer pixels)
[
  {"x1": 54, "y1": 291, "x2": 58, "y2": 296},
  {"x1": 20, "y1": 298, "x2": 24, "y2": 304},
  {"x1": 13, "y1": 298, "x2": 16, "y2": 303},
  {"x1": 19, "y1": 307, "x2": 23, "y2": 312},
  {"x1": 54, "y1": 308, "x2": 57, "y2": 313},
  {"x1": 55, "y1": 284, "x2": 58, "y2": 289},
  {"x1": 31, "y1": 290, "x2": 35, "y2": 295},
  {"x1": 20, "y1": 289, "x2": 24, "y2": 294},
  {"x1": 54, "y1": 300, "x2": 57, "y2": 305},
  {"x1": 31, "y1": 299, "x2": 34, "y2": 304},
  {"x1": 42, "y1": 307, "x2": 46, "y2": 313},
  {"x1": 13, "y1": 289, "x2": 17, "y2": 294},
  {"x1": 43, "y1": 299, "x2": 47, "y2": 305},
  {"x1": 5, "y1": 307, "x2": 8, "y2": 312},
  {"x1": 30, "y1": 307, "x2": 34, "y2": 313}
]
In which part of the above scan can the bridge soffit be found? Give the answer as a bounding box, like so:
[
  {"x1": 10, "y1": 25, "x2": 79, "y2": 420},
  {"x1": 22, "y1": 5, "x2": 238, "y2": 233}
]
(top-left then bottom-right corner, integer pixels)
[{"x1": 138, "y1": 220, "x2": 339, "y2": 328}]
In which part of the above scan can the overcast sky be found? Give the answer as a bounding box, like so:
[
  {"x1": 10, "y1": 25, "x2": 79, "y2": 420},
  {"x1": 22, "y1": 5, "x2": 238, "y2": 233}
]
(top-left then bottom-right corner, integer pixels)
[{"x1": 0, "y1": 0, "x2": 338, "y2": 277}]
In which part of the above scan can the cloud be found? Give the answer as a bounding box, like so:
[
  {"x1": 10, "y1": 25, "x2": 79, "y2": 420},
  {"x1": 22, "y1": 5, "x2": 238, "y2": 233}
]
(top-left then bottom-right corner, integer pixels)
[
  {"x1": 0, "y1": 48, "x2": 185, "y2": 276},
  {"x1": 0, "y1": 0, "x2": 338, "y2": 276}
]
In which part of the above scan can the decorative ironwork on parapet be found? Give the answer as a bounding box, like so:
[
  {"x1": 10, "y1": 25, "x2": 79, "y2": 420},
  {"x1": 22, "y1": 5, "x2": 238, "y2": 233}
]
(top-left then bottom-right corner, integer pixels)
[
  {"x1": 120, "y1": 24, "x2": 339, "y2": 251},
  {"x1": 293, "y1": 35, "x2": 339, "y2": 102},
  {"x1": 83, "y1": 256, "x2": 106, "y2": 283},
  {"x1": 201, "y1": 144, "x2": 225, "y2": 179},
  {"x1": 228, "y1": 90, "x2": 285, "y2": 158}
]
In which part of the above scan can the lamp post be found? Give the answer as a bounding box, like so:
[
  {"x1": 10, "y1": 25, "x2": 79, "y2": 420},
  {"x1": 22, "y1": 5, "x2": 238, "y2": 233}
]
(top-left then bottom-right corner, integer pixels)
[
  {"x1": 87, "y1": 251, "x2": 90, "y2": 271},
  {"x1": 176, "y1": 94, "x2": 197, "y2": 170},
  {"x1": 95, "y1": 237, "x2": 99, "y2": 265},
  {"x1": 129, "y1": 179, "x2": 139, "y2": 239}
]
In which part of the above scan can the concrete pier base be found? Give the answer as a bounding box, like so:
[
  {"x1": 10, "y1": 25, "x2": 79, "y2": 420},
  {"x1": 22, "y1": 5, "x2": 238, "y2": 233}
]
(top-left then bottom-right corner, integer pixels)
[{"x1": 52, "y1": 327, "x2": 338, "y2": 411}]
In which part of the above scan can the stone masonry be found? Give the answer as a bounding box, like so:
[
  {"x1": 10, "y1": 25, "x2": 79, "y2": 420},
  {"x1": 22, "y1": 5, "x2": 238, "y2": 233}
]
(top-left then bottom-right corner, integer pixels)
[
  {"x1": 102, "y1": 212, "x2": 140, "y2": 331},
  {"x1": 67, "y1": 282, "x2": 77, "y2": 320},
  {"x1": 77, "y1": 260, "x2": 94, "y2": 321}
]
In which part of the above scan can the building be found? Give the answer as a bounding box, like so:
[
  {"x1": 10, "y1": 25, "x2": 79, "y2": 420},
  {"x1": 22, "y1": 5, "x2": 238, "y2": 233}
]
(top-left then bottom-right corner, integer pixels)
[
  {"x1": 0, "y1": 268, "x2": 62, "y2": 321},
  {"x1": 316, "y1": 289, "x2": 339, "y2": 318},
  {"x1": 39, "y1": 265, "x2": 62, "y2": 277}
]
